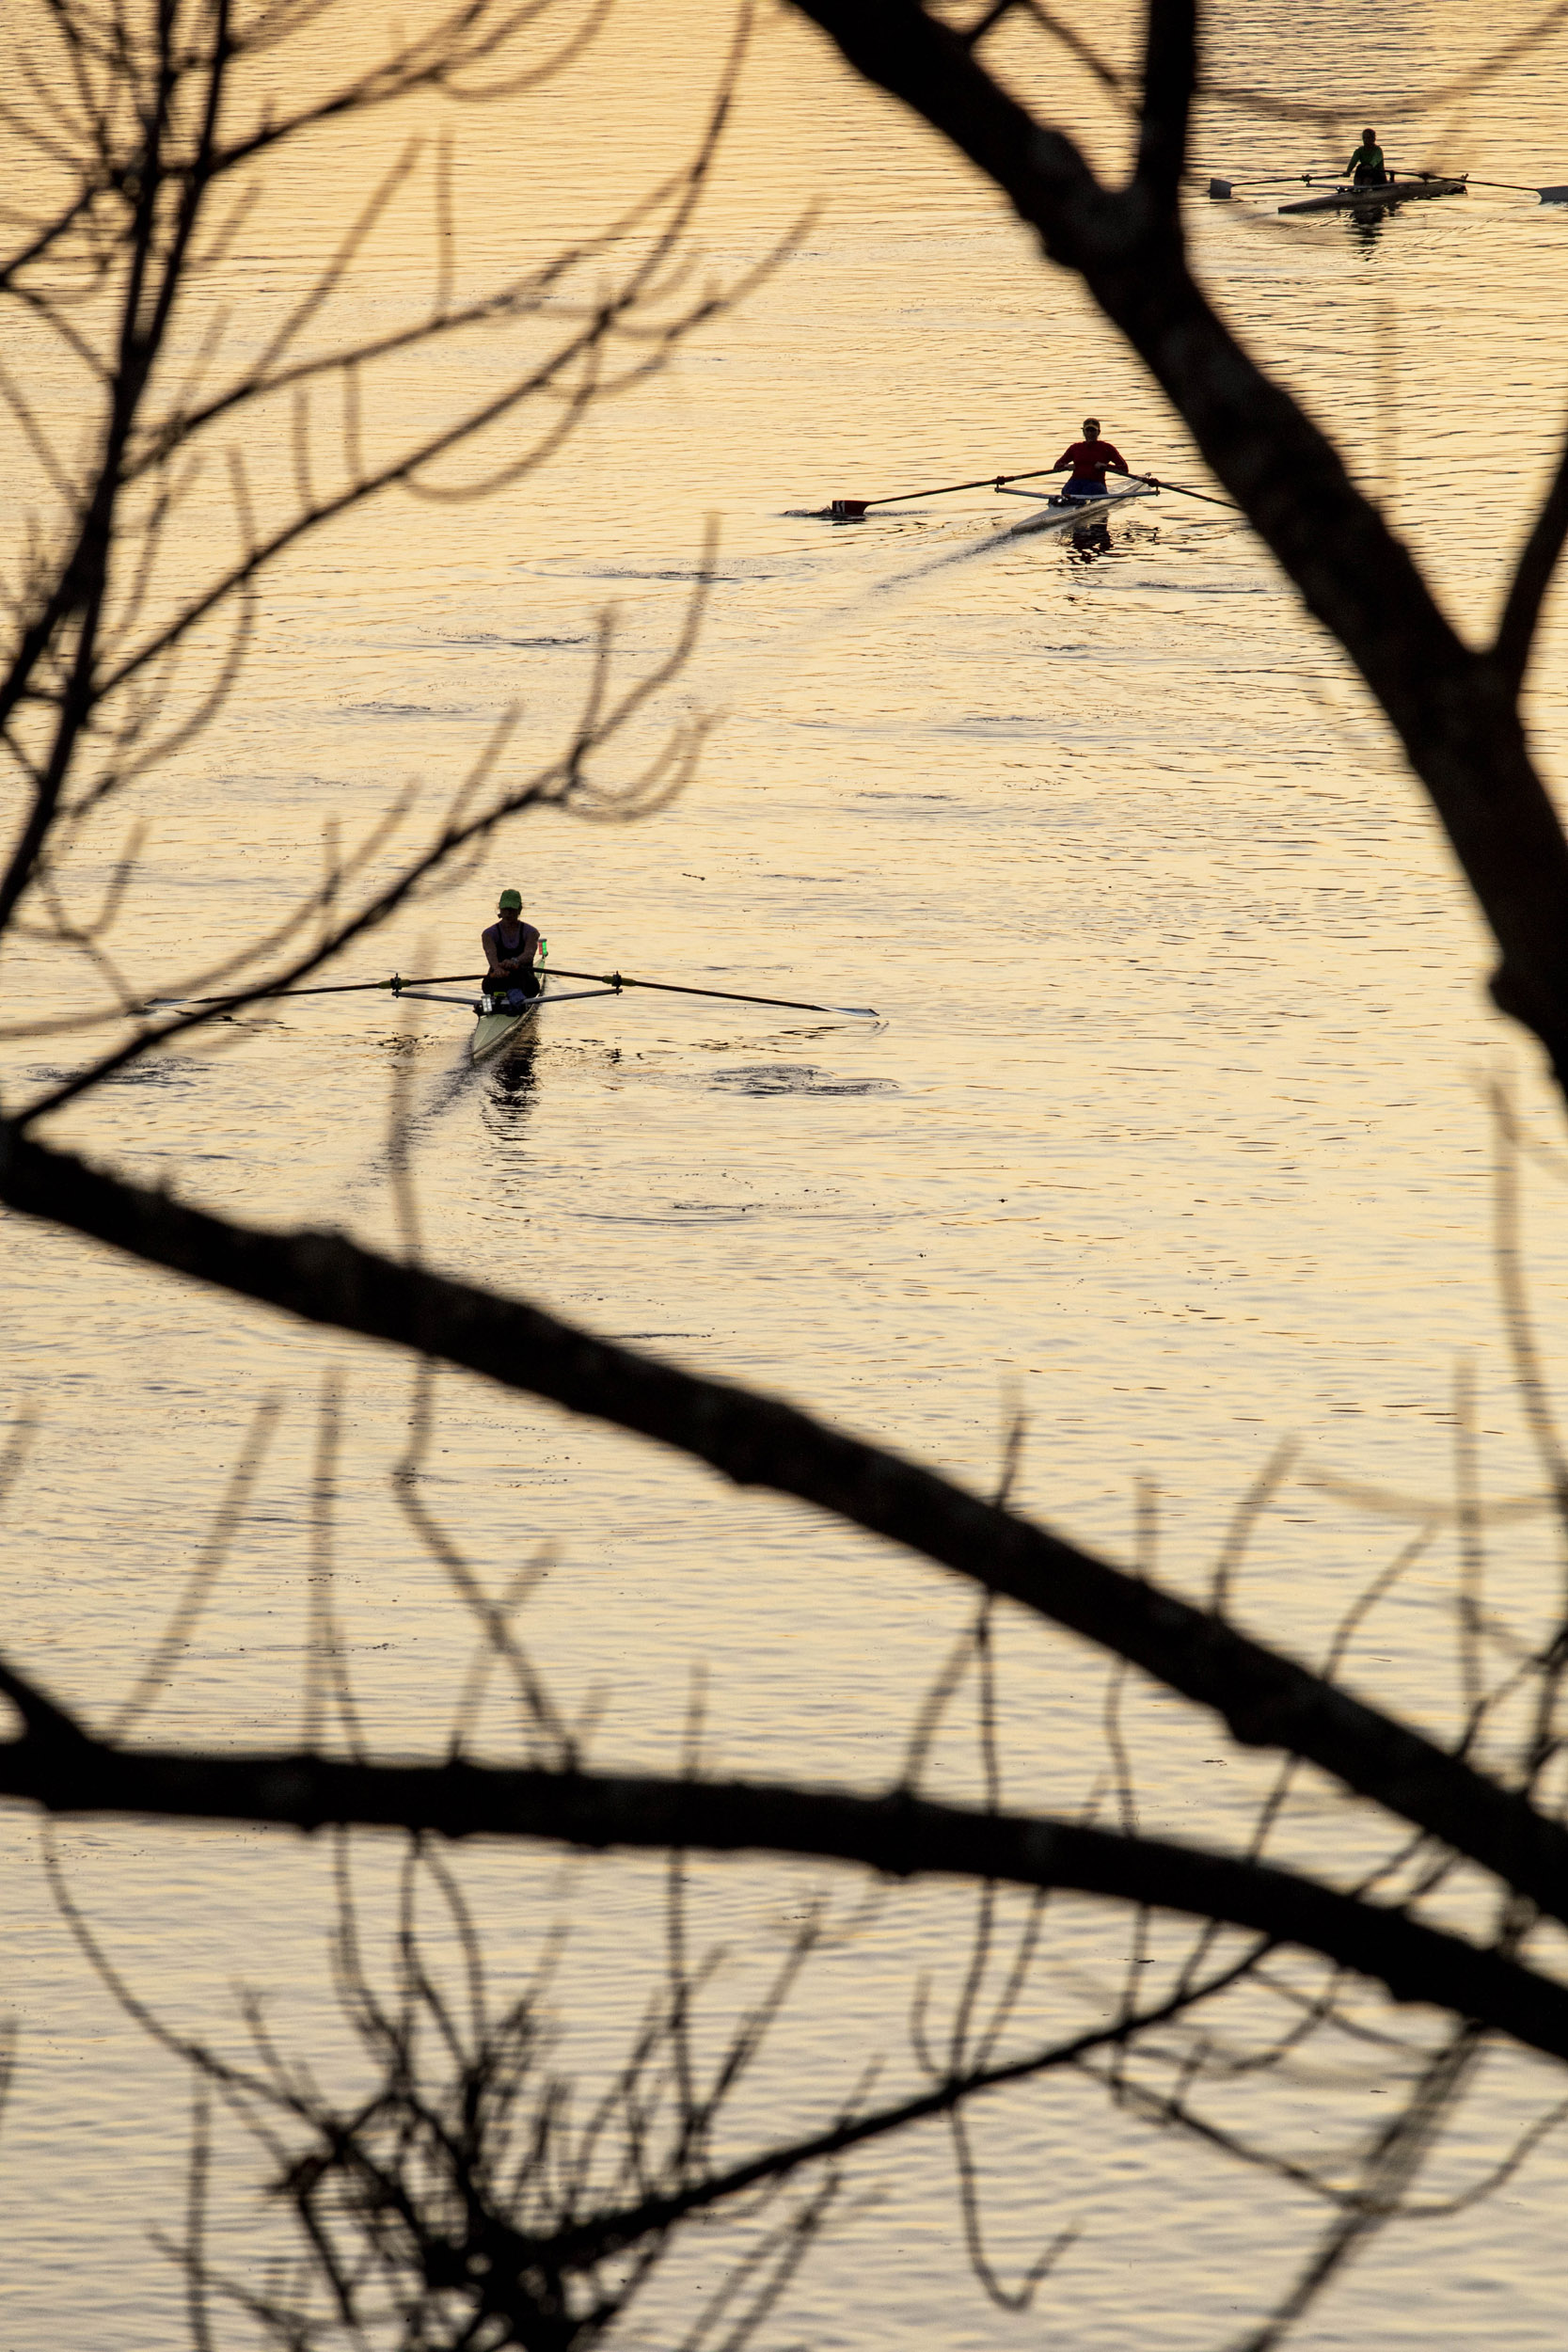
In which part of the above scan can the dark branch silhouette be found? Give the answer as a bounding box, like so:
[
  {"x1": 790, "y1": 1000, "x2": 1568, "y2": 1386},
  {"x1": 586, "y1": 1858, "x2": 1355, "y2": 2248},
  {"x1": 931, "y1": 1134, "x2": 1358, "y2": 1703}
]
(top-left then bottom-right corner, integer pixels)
[
  {"x1": 8, "y1": 1697, "x2": 1568, "y2": 2064},
  {"x1": 6, "y1": 1124, "x2": 1568, "y2": 1937}
]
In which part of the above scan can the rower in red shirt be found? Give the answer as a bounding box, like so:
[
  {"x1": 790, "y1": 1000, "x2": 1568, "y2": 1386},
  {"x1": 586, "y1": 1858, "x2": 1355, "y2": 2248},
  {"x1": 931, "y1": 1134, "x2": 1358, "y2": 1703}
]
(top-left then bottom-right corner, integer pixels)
[{"x1": 1052, "y1": 417, "x2": 1132, "y2": 501}]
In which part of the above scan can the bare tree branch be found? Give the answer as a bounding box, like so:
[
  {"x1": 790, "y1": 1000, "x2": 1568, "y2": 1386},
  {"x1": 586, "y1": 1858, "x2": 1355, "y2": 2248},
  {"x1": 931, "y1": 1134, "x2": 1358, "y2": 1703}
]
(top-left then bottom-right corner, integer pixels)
[
  {"x1": 10, "y1": 1732, "x2": 1568, "y2": 2060},
  {"x1": 1133, "y1": 0, "x2": 1195, "y2": 215},
  {"x1": 6, "y1": 1128, "x2": 1568, "y2": 1933}
]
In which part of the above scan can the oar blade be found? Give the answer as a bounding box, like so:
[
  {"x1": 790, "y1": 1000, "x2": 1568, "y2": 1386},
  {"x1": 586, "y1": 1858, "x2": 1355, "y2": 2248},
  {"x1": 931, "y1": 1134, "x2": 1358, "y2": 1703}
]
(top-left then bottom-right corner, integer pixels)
[{"x1": 1540, "y1": 184, "x2": 1568, "y2": 203}]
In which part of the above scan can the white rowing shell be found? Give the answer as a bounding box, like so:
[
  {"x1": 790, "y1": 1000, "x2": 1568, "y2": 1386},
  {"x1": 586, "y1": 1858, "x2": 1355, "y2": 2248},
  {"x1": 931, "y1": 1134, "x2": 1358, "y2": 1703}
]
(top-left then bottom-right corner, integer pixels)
[
  {"x1": 468, "y1": 974, "x2": 627, "y2": 1063},
  {"x1": 995, "y1": 483, "x2": 1160, "y2": 532},
  {"x1": 470, "y1": 993, "x2": 543, "y2": 1064}
]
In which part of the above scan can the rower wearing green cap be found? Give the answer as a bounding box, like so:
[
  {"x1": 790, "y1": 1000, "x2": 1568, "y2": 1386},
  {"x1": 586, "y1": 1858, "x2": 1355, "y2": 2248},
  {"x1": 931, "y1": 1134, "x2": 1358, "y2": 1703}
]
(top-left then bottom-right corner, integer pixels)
[{"x1": 483, "y1": 888, "x2": 541, "y2": 1009}]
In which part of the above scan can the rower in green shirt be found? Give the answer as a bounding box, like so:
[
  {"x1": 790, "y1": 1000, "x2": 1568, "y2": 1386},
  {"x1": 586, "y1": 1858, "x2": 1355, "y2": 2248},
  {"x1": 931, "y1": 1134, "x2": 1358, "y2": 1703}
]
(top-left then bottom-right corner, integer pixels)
[{"x1": 1347, "y1": 130, "x2": 1386, "y2": 187}]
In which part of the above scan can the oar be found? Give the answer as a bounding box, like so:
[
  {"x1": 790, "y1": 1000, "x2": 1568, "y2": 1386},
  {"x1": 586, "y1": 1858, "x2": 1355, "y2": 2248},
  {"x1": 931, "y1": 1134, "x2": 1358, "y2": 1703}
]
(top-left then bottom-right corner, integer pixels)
[
  {"x1": 143, "y1": 970, "x2": 485, "y2": 1009},
  {"x1": 815, "y1": 464, "x2": 1067, "y2": 522},
  {"x1": 147, "y1": 967, "x2": 879, "y2": 1018},
  {"x1": 541, "y1": 965, "x2": 878, "y2": 1017},
  {"x1": 1206, "y1": 173, "x2": 1338, "y2": 198},
  {"x1": 1138, "y1": 473, "x2": 1241, "y2": 512},
  {"x1": 817, "y1": 463, "x2": 1237, "y2": 523},
  {"x1": 1462, "y1": 177, "x2": 1568, "y2": 202},
  {"x1": 1208, "y1": 167, "x2": 1529, "y2": 201}
]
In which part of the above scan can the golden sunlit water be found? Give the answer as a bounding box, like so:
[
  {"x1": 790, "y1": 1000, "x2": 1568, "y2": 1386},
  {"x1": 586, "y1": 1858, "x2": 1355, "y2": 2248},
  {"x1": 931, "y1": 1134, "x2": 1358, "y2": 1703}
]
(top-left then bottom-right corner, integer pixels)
[{"x1": 8, "y1": 0, "x2": 1568, "y2": 2342}]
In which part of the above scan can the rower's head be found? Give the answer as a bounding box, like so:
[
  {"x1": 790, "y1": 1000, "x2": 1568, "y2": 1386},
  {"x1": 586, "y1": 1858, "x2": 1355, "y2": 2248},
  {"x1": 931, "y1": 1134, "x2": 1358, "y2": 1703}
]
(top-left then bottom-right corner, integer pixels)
[
  {"x1": 498, "y1": 888, "x2": 523, "y2": 917},
  {"x1": 1362, "y1": 127, "x2": 1376, "y2": 144},
  {"x1": 1083, "y1": 417, "x2": 1101, "y2": 439}
]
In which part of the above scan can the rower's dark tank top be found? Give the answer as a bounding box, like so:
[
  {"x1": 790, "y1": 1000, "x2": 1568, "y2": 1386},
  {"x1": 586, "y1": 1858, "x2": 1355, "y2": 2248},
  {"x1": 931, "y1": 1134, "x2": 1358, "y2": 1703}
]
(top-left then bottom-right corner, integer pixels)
[{"x1": 483, "y1": 918, "x2": 538, "y2": 966}]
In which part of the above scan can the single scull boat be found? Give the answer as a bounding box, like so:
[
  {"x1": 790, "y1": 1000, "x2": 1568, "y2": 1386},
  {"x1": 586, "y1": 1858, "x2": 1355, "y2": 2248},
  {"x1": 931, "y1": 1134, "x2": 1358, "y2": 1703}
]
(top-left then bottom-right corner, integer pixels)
[
  {"x1": 388, "y1": 969, "x2": 632, "y2": 1064},
  {"x1": 993, "y1": 482, "x2": 1160, "y2": 532},
  {"x1": 471, "y1": 988, "x2": 542, "y2": 1065},
  {"x1": 1277, "y1": 172, "x2": 1467, "y2": 216},
  {"x1": 1209, "y1": 167, "x2": 1568, "y2": 212},
  {"x1": 467, "y1": 972, "x2": 623, "y2": 1064}
]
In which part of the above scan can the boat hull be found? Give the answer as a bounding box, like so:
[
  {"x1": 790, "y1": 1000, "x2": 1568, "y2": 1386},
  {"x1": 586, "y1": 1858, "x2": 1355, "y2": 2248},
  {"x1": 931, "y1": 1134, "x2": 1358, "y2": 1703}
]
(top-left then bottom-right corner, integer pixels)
[
  {"x1": 471, "y1": 982, "x2": 545, "y2": 1063},
  {"x1": 1000, "y1": 483, "x2": 1159, "y2": 532},
  {"x1": 1279, "y1": 175, "x2": 1466, "y2": 215}
]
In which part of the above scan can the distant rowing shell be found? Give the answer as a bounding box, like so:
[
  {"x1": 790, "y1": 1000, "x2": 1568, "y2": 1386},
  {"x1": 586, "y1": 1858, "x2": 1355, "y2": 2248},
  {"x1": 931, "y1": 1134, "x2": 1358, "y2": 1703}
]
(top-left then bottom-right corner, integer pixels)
[{"x1": 1278, "y1": 174, "x2": 1467, "y2": 216}]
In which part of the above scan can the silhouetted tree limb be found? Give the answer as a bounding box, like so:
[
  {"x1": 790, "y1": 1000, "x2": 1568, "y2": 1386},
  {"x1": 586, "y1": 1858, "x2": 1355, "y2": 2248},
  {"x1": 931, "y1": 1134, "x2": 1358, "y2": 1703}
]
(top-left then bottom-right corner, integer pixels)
[
  {"x1": 86, "y1": 1835, "x2": 1250, "y2": 2351},
  {"x1": 1132, "y1": 0, "x2": 1195, "y2": 213},
  {"x1": 8, "y1": 1718, "x2": 1568, "y2": 2061},
  {"x1": 7, "y1": 1123, "x2": 1568, "y2": 1934}
]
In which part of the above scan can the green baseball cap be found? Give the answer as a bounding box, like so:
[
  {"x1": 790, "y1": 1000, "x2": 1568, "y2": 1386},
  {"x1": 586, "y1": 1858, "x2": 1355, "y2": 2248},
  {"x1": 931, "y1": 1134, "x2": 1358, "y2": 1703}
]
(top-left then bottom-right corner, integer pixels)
[{"x1": 498, "y1": 888, "x2": 522, "y2": 912}]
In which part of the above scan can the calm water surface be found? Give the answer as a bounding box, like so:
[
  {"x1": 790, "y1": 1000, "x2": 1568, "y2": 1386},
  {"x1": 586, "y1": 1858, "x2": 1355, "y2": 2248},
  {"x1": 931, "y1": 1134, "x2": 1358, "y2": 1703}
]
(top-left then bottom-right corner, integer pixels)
[{"x1": 7, "y1": 1, "x2": 1568, "y2": 2343}]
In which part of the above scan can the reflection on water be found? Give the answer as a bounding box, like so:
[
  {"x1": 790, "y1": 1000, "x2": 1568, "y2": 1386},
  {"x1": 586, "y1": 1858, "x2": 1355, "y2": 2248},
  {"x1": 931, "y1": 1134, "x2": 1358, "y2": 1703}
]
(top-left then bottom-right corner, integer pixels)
[
  {"x1": 1341, "y1": 201, "x2": 1395, "y2": 252},
  {"x1": 708, "y1": 1061, "x2": 897, "y2": 1097},
  {"x1": 482, "y1": 1035, "x2": 542, "y2": 1129}
]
